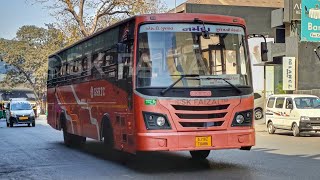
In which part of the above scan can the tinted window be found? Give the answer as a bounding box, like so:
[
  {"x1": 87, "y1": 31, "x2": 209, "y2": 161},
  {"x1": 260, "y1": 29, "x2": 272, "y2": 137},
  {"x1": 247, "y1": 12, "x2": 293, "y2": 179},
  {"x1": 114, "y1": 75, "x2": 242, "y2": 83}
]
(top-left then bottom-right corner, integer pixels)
[
  {"x1": 275, "y1": 98, "x2": 285, "y2": 108},
  {"x1": 285, "y1": 98, "x2": 293, "y2": 109},
  {"x1": 294, "y1": 97, "x2": 320, "y2": 109},
  {"x1": 267, "y1": 98, "x2": 275, "y2": 108},
  {"x1": 254, "y1": 93, "x2": 262, "y2": 99}
]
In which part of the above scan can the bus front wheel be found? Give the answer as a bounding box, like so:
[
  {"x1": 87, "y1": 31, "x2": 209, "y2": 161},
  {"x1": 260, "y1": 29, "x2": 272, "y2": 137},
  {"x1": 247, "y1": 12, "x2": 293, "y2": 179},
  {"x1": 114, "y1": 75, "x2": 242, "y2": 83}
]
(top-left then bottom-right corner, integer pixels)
[
  {"x1": 190, "y1": 150, "x2": 210, "y2": 160},
  {"x1": 63, "y1": 128, "x2": 86, "y2": 147}
]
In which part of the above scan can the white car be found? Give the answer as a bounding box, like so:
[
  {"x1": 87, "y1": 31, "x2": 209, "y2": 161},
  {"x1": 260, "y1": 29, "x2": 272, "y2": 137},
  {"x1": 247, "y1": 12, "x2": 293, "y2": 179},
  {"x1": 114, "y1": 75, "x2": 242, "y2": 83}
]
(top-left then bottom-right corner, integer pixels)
[
  {"x1": 265, "y1": 94, "x2": 320, "y2": 137},
  {"x1": 254, "y1": 92, "x2": 264, "y2": 120}
]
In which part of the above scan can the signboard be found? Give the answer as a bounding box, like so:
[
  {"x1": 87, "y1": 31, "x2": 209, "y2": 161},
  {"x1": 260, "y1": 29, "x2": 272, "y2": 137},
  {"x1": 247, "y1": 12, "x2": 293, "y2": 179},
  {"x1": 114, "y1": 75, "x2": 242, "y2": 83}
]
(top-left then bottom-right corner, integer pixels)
[
  {"x1": 291, "y1": 0, "x2": 301, "y2": 20},
  {"x1": 283, "y1": 57, "x2": 296, "y2": 91},
  {"x1": 301, "y1": 0, "x2": 320, "y2": 42},
  {"x1": 140, "y1": 24, "x2": 245, "y2": 35}
]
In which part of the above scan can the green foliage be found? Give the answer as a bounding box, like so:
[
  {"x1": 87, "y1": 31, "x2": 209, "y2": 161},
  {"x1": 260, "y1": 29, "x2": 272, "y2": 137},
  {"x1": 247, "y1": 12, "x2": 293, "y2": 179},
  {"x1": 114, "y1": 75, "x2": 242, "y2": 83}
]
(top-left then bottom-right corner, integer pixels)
[
  {"x1": 0, "y1": 25, "x2": 66, "y2": 103},
  {"x1": 275, "y1": 83, "x2": 286, "y2": 94}
]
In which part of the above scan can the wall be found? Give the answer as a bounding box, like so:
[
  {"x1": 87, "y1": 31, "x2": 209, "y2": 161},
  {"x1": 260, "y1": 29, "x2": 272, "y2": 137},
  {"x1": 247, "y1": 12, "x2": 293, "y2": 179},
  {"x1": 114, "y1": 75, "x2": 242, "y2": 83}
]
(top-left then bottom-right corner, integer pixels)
[
  {"x1": 297, "y1": 42, "x2": 320, "y2": 90},
  {"x1": 185, "y1": 4, "x2": 277, "y2": 36}
]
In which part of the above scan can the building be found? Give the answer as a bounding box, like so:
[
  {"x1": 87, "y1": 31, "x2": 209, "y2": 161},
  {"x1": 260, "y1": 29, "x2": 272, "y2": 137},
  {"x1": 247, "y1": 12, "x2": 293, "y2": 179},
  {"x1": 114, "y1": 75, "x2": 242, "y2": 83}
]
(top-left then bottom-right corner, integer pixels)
[{"x1": 171, "y1": 0, "x2": 320, "y2": 97}]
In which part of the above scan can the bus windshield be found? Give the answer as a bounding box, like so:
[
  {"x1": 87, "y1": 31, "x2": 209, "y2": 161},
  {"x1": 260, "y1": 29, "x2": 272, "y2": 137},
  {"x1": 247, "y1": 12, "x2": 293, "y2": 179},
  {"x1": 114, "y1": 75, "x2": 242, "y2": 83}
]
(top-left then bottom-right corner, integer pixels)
[{"x1": 137, "y1": 23, "x2": 251, "y2": 88}]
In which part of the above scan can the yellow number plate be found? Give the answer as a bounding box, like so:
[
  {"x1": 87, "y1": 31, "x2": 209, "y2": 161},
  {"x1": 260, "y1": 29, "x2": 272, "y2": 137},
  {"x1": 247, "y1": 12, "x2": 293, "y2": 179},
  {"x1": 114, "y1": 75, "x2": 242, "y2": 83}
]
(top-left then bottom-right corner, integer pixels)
[
  {"x1": 195, "y1": 136, "x2": 212, "y2": 147},
  {"x1": 19, "y1": 117, "x2": 28, "y2": 120}
]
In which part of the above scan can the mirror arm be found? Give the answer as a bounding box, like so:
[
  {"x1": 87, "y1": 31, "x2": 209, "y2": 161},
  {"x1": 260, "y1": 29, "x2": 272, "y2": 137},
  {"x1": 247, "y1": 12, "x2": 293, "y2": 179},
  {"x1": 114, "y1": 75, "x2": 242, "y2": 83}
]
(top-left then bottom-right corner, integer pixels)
[
  {"x1": 248, "y1": 34, "x2": 268, "y2": 54},
  {"x1": 314, "y1": 46, "x2": 320, "y2": 61}
]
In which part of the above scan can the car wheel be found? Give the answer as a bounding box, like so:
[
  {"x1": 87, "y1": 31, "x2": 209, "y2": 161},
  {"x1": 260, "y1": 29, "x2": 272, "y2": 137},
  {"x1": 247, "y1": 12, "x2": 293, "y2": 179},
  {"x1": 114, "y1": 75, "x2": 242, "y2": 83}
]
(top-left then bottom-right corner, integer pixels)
[
  {"x1": 190, "y1": 150, "x2": 210, "y2": 160},
  {"x1": 254, "y1": 108, "x2": 263, "y2": 120},
  {"x1": 292, "y1": 123, "x2": 300, "y2": 137},
  {"x1": 267, "y1": 121, "x2": 276, "y2": 134}
]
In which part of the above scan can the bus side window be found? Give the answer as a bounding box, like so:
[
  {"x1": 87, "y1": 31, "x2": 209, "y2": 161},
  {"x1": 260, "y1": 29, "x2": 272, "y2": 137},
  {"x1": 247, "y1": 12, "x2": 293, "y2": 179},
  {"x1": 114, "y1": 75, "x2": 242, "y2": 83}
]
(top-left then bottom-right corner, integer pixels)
[
  {"x1": 82, "y1": 58, "x2": 88, "y2": 75},
  {"x1": 73, "y1": 60, "x2": 79, "y2": 72}
]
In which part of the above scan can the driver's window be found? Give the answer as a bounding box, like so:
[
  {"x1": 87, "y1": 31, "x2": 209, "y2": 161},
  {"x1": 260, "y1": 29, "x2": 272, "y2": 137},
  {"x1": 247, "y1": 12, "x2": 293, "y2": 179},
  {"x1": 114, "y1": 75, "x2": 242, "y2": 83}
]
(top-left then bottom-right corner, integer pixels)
[{"x1": 286, "y1": 98, "x2": 293, "y2": 109}]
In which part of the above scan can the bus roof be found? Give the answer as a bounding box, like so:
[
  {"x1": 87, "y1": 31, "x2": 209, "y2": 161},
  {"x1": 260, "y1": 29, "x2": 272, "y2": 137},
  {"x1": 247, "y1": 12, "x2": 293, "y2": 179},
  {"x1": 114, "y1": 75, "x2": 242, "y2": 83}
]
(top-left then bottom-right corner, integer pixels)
[{"x1": 49, "y1": 13, "x2": 246, "y2": 58}]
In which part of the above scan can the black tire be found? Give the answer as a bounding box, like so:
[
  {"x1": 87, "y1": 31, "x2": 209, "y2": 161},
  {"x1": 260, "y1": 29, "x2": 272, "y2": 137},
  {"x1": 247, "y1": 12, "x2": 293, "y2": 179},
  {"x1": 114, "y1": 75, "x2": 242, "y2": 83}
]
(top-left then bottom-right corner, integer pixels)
[
  {"x1": 32, "y1": 122, "x2": 35, "y2": 127},
  {"x1": 103, "y1": 119, "x2": 114, "y2": 149},
  {"x1": 240, "y1": 146, "x2": 252, "y2": 151},
  {"x1": 63, "y1": 127, "x2": 86, "y2": 147},
  {"x1": 61, "y1": 116, "x2": 86, "y2": 147},
  {"x1": 292, "y1": 123, "x2": 300, "y2": 137},
  {"x1": 254, "y1": 108, "x2": 263, "y2": 120},
  {"x1": 267, "y1": 121, "x2": 276, "y2": 134},
  {"x1": 190, "y1": 150, "x2": 210, "y2": 160}
]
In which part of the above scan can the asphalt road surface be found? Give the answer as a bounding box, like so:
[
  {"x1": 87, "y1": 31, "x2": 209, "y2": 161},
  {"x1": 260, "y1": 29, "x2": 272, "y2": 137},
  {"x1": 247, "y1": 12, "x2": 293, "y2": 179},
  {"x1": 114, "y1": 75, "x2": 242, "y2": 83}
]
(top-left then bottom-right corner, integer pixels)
[{"x1": 1, "y1": 117, "x2": 320, "y2": 180}]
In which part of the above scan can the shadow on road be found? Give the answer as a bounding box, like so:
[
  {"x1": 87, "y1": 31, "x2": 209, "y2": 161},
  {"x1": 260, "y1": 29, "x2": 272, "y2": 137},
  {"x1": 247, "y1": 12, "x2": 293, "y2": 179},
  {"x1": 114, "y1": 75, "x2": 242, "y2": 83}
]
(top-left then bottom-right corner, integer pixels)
[
  {"x1": 56, "y1": 141, "x2": 249, "y2": 174},
  {"x1": 275, "y1": 132, "x2": 320, "y2": 137}
]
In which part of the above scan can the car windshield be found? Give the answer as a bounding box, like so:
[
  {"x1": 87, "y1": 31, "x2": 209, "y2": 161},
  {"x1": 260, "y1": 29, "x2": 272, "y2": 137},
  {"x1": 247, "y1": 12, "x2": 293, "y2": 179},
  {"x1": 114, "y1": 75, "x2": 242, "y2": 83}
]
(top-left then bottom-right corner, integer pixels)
[
  {"x1": 137, "y1": 23, "x2": 251, "y2": 88},
  {"x1": 294, "y1": 97, "x2": 320, "y2": 109},
  {"x1": 11, "y1": 102, "x2": 32, "y2": 110}
]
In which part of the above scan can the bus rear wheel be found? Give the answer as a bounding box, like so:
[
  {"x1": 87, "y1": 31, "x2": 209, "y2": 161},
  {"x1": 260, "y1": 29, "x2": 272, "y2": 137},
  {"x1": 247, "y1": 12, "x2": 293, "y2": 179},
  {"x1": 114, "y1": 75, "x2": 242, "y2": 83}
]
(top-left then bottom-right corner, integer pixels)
[{"x1": 190, "y1": 150, "x2": 210, "y2": 160}]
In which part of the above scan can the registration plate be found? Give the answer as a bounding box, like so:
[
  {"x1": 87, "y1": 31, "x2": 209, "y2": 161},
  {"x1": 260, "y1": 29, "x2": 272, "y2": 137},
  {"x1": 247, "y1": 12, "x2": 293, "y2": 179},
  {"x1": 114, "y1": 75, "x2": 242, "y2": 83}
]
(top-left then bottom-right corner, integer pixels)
[
  {"x1": 195, "y1": 136, "x2": 212, "y2": 147},
  {"x1": 313, "y1": 126, "x2": 320, "y2": 129},
  {"x1": 19, "y1": 117, "x2": 28, "y2": 120}
]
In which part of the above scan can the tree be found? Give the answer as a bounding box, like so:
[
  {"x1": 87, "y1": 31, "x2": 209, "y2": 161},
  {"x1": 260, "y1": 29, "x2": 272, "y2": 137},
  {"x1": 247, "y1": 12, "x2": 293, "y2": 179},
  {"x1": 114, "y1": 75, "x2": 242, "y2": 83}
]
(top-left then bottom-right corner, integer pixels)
[
  {"x1": 0, "y1": 25, "x2": 65, "y2": 111},
  {"x1": 34, "y1": 0, "x2": 167, "y2": 38}
]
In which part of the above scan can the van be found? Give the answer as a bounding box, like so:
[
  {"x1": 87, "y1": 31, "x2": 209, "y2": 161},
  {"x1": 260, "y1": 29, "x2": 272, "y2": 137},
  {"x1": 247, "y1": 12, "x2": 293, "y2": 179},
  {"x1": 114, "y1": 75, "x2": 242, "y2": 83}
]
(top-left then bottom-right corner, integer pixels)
[{"x1": 265, "y1": 94, "x2": 320, "y2": 137}]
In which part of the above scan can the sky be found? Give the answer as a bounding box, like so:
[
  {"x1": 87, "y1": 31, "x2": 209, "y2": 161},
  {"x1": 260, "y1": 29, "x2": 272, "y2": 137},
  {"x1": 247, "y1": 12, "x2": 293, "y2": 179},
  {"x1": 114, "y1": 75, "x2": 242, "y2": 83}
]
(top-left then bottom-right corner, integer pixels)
[{"x1": 0, "y1": 0, "x2": 186, "y2": 40}]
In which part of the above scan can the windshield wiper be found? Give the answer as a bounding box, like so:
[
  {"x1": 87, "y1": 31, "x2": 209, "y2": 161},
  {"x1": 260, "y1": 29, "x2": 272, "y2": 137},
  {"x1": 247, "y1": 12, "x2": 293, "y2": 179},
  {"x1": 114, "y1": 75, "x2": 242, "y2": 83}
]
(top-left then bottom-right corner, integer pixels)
[
  {"x1": 160, "y1": 74, "x2": 199, "y2": 96},
  {"x1": 200, "y1": 77, "x2": 242, "y2": 93}
]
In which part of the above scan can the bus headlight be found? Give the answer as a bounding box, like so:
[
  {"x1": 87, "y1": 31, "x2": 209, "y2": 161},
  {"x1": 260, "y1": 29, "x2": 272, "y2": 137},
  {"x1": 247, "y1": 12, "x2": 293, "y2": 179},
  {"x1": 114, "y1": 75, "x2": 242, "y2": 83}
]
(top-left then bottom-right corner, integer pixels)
[
  {"x1": 143, "y1": 112, "x2": 171, "y2": 130},
  {"x1": 236, "y1": 114, "x2": 245, "y2": 124},
  {"x1": 156, "y1": 117, "x2": 166, "y2": 126},
  {"x1": 232, "y1": 110, "x2": 253, "y2": 126}
]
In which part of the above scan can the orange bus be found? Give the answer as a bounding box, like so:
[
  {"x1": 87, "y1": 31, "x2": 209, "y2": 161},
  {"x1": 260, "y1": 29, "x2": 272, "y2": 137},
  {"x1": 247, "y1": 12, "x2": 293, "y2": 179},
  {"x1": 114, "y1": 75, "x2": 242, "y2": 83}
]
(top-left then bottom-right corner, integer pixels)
[{"x1": 47, "y1": 13, "x2": 258, "y2": 160}]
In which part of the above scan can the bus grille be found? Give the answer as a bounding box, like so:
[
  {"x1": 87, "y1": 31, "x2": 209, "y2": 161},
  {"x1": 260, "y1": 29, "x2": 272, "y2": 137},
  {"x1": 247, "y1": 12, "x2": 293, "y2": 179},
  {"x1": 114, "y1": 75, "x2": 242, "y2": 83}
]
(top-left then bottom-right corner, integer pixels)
[
  {"x1": 169, "y1": 103, "x2": 231, "y2": 130},
  {"x1": 180, "y1": 121, "x2": 224, "y2": 127},
  {"x1": 172, "y1": 104, "x2": 229, "y2": 111},
  {"x1": 176, "y1": 113, "x2": 227, "y2": 119}
]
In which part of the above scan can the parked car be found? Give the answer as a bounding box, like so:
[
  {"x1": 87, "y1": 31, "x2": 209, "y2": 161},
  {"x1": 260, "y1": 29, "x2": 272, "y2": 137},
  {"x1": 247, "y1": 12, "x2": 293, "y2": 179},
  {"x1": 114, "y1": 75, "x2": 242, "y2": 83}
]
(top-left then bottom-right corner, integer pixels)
[
  {"x1": 5, "y1": 99, "x2": 36, "y2": 127},
  {"x1": 265, "y1": 94, "x2": 320, "y2": 137},
  {"x1": 254, "y1": 92, "x2": 264, "y2": 120}
]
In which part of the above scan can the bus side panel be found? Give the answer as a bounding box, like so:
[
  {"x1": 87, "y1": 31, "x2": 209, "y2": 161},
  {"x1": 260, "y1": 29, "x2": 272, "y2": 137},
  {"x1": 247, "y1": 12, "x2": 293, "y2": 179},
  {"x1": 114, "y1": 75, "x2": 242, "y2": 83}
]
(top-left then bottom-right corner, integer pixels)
[
  {"x1": 56, "y1": 85, "x2": 82, "y2": 136},
  {"x1": 47, "y1": 87, "x2": 57, "y2": 129}
]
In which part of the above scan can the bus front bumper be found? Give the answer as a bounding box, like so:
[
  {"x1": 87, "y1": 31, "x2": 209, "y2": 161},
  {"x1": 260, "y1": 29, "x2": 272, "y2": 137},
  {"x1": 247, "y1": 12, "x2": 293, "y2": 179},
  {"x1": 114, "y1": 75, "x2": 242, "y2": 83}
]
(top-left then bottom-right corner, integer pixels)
[{"x1": 136, "y1": 129, "x2": 255, "y2": 151}]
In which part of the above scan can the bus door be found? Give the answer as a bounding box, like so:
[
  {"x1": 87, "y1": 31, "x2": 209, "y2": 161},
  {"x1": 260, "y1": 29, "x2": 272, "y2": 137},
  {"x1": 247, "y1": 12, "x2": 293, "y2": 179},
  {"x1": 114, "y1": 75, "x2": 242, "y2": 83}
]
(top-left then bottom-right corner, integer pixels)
[
  {"x1": 114, "y1": 40, "x2": 135, "y2": 153},
  {"x1": 201, "y1": 44, "x2": 226, "y2": 75}
]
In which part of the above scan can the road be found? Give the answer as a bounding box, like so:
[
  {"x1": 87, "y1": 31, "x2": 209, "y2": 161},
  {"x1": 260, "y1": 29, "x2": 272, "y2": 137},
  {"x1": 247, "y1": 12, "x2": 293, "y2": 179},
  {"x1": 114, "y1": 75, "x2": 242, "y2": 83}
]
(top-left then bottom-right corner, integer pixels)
[{"x1": 1, "y1": 117, "x2": 320, "y2": 180}]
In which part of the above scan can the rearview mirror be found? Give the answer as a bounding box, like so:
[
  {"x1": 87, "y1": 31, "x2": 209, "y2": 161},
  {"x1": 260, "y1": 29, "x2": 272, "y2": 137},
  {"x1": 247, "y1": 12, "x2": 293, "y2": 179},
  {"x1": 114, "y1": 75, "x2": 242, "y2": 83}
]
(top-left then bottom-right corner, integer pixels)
[{"x1": 261, "y1": 42, "x2": 268, "y2": 62}]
